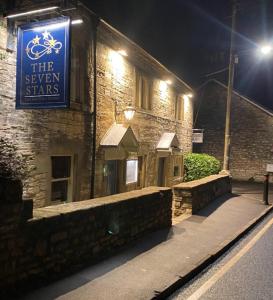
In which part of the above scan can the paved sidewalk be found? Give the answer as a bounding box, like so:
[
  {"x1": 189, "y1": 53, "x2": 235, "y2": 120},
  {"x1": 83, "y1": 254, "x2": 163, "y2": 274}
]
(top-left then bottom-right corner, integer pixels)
[{"x1": 22, "y1": 182, "x2": 273, "y2": 300}]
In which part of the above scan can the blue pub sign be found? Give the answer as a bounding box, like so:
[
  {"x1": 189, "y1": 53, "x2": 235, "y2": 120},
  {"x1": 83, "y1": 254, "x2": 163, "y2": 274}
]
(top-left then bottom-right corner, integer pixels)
[{"x1": 16, "y1": 17, "x2": 70, "y2": 108}]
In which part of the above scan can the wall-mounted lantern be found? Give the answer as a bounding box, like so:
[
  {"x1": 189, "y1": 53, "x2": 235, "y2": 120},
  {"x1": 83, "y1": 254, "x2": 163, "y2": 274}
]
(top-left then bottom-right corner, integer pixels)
[
  {"x1": 124, "y1": 105, "x2": 135, "y2": 121},
  {"x1": 117, "y1": 49, "x2": 128, "y2": 57},
  {"x1": 183, "y1": 93, "x2": 194, "y2": 101}
]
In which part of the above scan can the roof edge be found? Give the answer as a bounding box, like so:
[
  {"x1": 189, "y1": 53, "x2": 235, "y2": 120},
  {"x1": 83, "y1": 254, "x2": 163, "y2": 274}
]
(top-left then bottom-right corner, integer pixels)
[
  {"x1": 198, "y1": 79, "x2": 273, "y2": 117},
  {"x1": 100, "y1": 19, "x2": 193, "y2": 92},
  {"x1": 78, "y1": 2, "x2": 193, "y2": 92}
]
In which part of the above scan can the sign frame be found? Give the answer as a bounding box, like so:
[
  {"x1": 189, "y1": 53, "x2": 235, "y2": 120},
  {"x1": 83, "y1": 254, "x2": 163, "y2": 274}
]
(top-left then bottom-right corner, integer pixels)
[
  {"x1": 192, "y1": 129, "x2": 204, "y2": 144},
  {"x1": 16, "y1": 16, "x2": 70, "y2": 109}
]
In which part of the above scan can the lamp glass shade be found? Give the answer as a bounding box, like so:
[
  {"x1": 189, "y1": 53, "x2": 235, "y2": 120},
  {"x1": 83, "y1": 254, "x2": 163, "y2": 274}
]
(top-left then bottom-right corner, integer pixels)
[{"x1": 124, "y1": 106, "x2": 135, "y2": 121}]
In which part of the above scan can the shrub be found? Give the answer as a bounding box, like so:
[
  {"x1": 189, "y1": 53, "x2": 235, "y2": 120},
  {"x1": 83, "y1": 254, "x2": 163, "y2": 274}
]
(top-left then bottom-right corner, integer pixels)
[
  {"x1": 184, "y1": 153, "x2": 221, "y2": 182},
  {"x1": 0, "y1": 136, "x2": 28, "y2": 181}
]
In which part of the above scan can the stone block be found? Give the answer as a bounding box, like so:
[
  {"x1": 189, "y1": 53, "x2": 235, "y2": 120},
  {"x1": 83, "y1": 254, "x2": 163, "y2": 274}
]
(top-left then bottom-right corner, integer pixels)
[{"x1": 173, "y1": 175, "x2": 231, "y2": 216}]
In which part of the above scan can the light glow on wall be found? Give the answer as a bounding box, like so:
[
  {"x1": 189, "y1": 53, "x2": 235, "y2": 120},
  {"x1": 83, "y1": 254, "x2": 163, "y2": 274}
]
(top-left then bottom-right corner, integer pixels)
[
  {"x1": 183, "y1": 94, "x2": 189, "y2": 101},
  {"x1": 183, "y1": 94, "x2": 191, "y2": 118},
  {"x1": 108, "y1": 50, "x2": 125, "y2": 82},
  {"x1": 159, "y1": 80, "x2": 168, "y2": 100}
]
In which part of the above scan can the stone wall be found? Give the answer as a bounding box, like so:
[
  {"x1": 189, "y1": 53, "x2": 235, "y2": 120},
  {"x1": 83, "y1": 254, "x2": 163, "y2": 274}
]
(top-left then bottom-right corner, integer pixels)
[
  {"x1": 95, "y1": 25, "x2": 193, "y2": 196},
  {"x1": 0, "y1": 1, "x2": 194, "y2": 207},
  {"x1": 194, "y1": 80, "x2": 273, "y2": 182},
  {"x1": 0, "y1": 13, "x2": 94, "y2": 208},
  {"x1": 0, "y1": 186, "x2": 172, "y2": 297},
  {"x1": 173, "y1": 174, "x2": 231, "y2": 216}
]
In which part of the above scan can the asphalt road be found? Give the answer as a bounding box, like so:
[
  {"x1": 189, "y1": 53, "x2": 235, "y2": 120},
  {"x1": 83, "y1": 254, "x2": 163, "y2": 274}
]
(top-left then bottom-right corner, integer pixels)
[{"x1": 169, "y1": 211, "x2": 273, "y2": 300}]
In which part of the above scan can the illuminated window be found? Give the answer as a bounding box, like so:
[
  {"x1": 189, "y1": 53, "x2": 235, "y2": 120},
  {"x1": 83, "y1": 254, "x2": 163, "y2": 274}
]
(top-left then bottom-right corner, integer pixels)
[
  {"x1": 175, "y1": 95, "x2": 184, "y2": 121},
  {"x1": 126, "y1": 159, "x2": 138, "y2": 184},
  {"x1": 51, "y1": 156, "x2": 72, "y2": 202},
  {"x1": 135, "y1": 69, "x2": 152, "y2": 110}
]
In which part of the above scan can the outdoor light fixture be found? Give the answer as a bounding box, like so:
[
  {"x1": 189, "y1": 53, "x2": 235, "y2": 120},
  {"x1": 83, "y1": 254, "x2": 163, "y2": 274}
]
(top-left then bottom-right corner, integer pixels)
[
  {"x1": 183, "y1": 94, "x2": 189, "y2": 101},
  {"x1": 165, "y1": 79, "x2": 172, "y2": 85},
  {"x1": 71, "y1": 19, "x2": 83, "y2": 25},
  {"x1": 33, "y1": 19, "x2": 70, "y2": 32},
  {"x1": 124, "y1": 105, "x2": 135, "y2": 121},
  {"x1": 5, "y1": 6, "x2": 59, "y2": 19},
  {"x1": 260, "y1": 45, "x2": 272, "y2": 56},
  {"x1": 117, "y1": 49, "x2": 128, "y2": 57},
  {"x1": 187, "y1": 93, "x2": 193, "y2": 98}
]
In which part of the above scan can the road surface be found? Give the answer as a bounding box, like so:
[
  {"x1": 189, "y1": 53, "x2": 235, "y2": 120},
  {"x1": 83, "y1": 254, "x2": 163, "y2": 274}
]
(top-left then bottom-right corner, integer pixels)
[{"x1": 169, "y1": 211, "x2": 273, "y2": 300}]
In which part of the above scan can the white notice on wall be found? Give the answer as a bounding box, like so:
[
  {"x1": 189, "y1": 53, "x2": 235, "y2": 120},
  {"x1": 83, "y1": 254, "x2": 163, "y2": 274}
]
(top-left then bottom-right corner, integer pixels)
[
  {"x1": 266, "y1": 164, "x2": 273, "y2": 173},
  {"x1": 192, "y1": 129, "x2": 204, "y2": 144},
  {"x1": 126, "y1": 159, "x2": 138, "y2": 184}
]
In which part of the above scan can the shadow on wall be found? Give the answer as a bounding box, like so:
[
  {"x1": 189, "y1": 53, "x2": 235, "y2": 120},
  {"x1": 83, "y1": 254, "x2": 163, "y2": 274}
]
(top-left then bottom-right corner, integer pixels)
[{"x1": 23, "y1": 226, "x2": 174, "y2": 300}]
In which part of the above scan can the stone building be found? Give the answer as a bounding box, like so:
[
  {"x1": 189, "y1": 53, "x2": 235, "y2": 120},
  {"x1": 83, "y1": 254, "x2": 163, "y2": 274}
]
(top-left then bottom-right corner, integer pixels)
[
  {"x1": 194, "y1": 79, "x2": 273, "y2": 181},
  {"x1": 0, "y1": 1, "x2": 194, "y2": 207}
]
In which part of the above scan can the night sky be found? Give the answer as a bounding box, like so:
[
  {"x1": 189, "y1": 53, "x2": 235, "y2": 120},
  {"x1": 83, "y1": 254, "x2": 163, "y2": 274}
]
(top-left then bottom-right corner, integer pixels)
[{"x1": 85, "y1": 0, "x2": 273, "y2": 111}]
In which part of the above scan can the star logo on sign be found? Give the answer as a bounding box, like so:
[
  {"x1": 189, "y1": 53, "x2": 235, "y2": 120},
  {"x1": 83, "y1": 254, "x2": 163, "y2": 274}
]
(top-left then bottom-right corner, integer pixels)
[
  {"x1": 48, "y1": 39, "x2": 57, "y2": 47},
  {"x1": 25, "y1": 30, "x2": 62, "y2": 60},
  {"x1": 32, "y1": 35, "x2": 40, "y2": 45},
  {"x1": 42, "y1": 30, "x2": 50, "y2": 39}
]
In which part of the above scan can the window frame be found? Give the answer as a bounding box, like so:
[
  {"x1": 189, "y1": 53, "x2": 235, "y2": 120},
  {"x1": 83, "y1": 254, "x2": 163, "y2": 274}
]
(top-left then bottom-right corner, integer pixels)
[
  {"x1": 50, "y1": 155, "x2": 73, "y2": 202},
  {"x1": 125, "y1": 159, "x2": 139, "y2": 185},
  {"x1": 173, "y1": 165, "x2": 180, "y2": 177},
  {"x1": 135, "y1": 69, "x2": 152, "y2": 110},
  {"x1": 175, "y1": 95, "x2": 184, "y2": 121}
]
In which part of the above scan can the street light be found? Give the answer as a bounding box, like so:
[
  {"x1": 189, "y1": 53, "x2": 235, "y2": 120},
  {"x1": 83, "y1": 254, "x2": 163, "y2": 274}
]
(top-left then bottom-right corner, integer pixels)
[
  {"x1": 222, "y1": 0, "x2": 272, "y2": 174},
  {"x1": 260, "y1": 45, "x2": 272, "y2": 56}
]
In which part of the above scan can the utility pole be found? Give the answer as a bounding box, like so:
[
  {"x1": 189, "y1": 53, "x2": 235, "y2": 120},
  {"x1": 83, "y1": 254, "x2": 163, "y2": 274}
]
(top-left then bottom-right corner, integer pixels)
[{"x1": 222, "y1": 0, "x2": 237, "y2": 173}]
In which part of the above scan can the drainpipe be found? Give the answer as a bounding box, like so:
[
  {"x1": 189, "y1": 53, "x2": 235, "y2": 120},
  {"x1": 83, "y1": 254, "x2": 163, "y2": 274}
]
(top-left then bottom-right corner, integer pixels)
[{"x1": 90, "y1": 15, "x2": 100, "y2": 199}]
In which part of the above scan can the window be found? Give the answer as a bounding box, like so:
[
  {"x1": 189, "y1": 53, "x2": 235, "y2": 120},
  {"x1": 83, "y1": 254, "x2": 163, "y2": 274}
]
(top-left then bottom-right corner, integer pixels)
[
  {"x1": 175, "y1": 95, "x2": 184, "y2": 121},
  {"x1": 126, "y1": 159, "x2": 138, "y2": 184},
  {"x1": 70, "y1": 44, "x2": 87, "y2": 103},
  {"x1": 51, "y1": 156, "x2": 72, "y2": 202},
  {"x1": 173, "y1": 165, "x2": 180, "y2": 177},
  {"x1": 135, "y1": 70, "x2": 152, "y2": 110}
]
